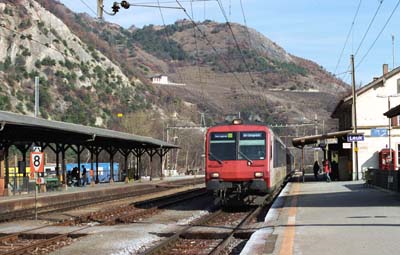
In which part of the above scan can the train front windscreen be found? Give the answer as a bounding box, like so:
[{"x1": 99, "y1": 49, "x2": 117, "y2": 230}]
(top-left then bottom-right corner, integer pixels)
[{"x1": 209, "y1": 131, "x2": 266, "y2": 161}]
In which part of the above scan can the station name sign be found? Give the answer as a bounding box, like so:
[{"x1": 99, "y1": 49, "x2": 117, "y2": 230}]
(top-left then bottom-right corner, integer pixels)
[{"x1": 347, "y1": 133, "x2": 364, "y2": 142}]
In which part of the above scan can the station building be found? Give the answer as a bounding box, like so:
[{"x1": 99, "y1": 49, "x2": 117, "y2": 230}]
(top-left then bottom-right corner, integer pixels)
[{"x1": 332, "y1": 64, "x2": 400, "y2": 180}]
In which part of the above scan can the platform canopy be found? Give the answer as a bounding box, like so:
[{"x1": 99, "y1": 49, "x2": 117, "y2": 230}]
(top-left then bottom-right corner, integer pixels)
[
  {"x1": 383, "y1": 104, "x2": 400, "y2": 118},
  {"x1": 292, "y1": 130, "x2": 352, "y2": 148},
  {"x1": 0, "y1": 110, "x2": 177, "y2": 150}
]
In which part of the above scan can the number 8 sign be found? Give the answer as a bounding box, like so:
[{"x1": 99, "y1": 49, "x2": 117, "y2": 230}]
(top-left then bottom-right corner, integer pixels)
[{"x1": 30, "y1": 152, "x2": 44, "y2": 173}]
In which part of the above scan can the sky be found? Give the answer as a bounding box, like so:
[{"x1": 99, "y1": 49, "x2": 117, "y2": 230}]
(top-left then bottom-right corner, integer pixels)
[{"x1": 59, "y1": 0, "x2": 400, "y2": 86}]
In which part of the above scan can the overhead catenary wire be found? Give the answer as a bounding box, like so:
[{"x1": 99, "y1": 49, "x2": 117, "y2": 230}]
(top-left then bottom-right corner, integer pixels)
[
  {"x1": 127, "y1": 0, "x2": 213, "y2": 4},
  {"x1": 174, "y1": 0, "x2": 252, "y2": 97},
  {"x1": 333, "y1": 0, "x2": 362, "y2": 75},
  {"x1": 235, "y1": 0, "x2": 268, "y2": 108},
  {"x1": 356, "y1": 0, "x2": 400, "y2": 69},
  {"x1": 189, "y1": 0, "x2": 207, "y2": 103},
  {"x1": 335, "y1": 1, "x2": 384, "y2": 82},
  {"x1": 101, "y1": 1, "x2": 183, "y2": 16},
  {"x1": 190, "y1": 0, "x2": 203, "y2": 85},
  {"x1": 155, "y1": 0, "x2": 185, "y2": 84},
  {"x1": 0, "y1": 23, "x2": 71, "y2": 59},
  {"x1": 79, "y1": 0, "x2": 97, "y2": 16},
  {"x1": 354, "y1": 0, "x2": 384, "y2": 57},
  {"x1": 215, "y1": 0, "x2": 256, "y2": 84},
  {"x1": 239, "y1": 0, "x2": 252, "y2": 48}
]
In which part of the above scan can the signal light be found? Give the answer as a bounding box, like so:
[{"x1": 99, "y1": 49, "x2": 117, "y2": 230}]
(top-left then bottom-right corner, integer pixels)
[
  {"x1": 121, "y1": 1, "x2": 130, "y2": 9},
  {"x1": 111, "y1": 2, "x2": 120, "y2": 14}
]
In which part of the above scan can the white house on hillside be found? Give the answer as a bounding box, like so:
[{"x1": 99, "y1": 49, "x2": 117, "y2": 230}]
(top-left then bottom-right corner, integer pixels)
[
  {"x1": 151, "y1": 75, "x2": 169, "y2": 84},
  {"x1": 332, "y1": 64, "x2": 400, "y2": 180},
  {"x1": 150, "y1": 75, "x2": 185, "y2": 86}
]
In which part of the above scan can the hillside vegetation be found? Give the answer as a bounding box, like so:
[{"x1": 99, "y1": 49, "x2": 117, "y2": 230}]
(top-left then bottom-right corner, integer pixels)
[{"x1": 0, "y1": 0, "x2": 351, "y2": 170}]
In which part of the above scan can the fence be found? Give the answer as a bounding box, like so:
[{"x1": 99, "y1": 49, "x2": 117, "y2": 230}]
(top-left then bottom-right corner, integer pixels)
[{"x1": 366, "y1": 169, "x2": 400, "y2": 192}]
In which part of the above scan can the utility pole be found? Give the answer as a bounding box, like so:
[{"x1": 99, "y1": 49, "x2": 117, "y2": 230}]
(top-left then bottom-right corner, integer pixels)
[
  {"x1": 97, "y1": 0, "x2": 104, "y2": 19},
  {"x1": 34, "y1": 76, "x2": 39, "y2": 118},
  {"x1": 392, "y1": 34, "x2": 395, "y2": 70},
  {"x1": 314, "y1": 114, "x2": 318, "y2": 162},
  {"x1": 351, "y1": 55, "x2": 359, "y2": 181}
]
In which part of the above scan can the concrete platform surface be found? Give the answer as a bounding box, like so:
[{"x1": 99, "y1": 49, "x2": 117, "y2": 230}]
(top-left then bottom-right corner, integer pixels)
[{"x1": 242, "y1": 181, "x2": 400, "y2": 255}]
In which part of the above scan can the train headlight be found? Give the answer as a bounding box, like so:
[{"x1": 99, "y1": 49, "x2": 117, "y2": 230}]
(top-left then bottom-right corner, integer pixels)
[
  {"x1": 232, "y1": 119, "x2": 243, "y2": 125},
  {"x1": 254, "y1": 172, "x2": 264, "y2": 178},
  {"x1": 211, "y1": 172, "x2": 220, "y2": 178}
]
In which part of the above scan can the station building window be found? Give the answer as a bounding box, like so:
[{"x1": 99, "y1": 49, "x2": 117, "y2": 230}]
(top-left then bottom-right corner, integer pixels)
[
  {"x1": 392, "y1": 116, "x2": 399, "y2": 127},
  {"x1": 397, "y1": 79, "x2": 400, "y2": 94}
]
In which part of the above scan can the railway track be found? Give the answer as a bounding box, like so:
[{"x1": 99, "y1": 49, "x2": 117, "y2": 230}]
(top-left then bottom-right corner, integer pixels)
[
  {"x1": 140, "y1": 207, "x2": 259, "y2": 255},
  {"x1": 59, "y1": 187, "x2": 208, "y2": 226},
  {"x1": 0, "y1": 178, "x2": 203, "y2": 222},
  {"x1": 0, "y1": 226, "x2": 88, "y2": 255},
  {"x1": 0, "y1": 187, "x2": 209, "y2": 255},
  {"x1": 141, "y1": 184, "x2": 284, "y2": 255}
]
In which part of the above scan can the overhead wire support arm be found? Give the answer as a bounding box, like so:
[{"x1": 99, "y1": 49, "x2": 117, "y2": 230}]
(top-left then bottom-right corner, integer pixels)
[{"x1": 103, "y1": 0, "x2": 183, "y2": 16}]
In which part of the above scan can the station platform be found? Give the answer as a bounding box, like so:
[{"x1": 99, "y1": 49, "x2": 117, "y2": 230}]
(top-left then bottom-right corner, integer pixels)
[
  {"x1": 242, "y1": 175, "x2": 400, "y2": 255},
  {"x1": 0, "y1": 176, "x2": 203, "y2": 218}
]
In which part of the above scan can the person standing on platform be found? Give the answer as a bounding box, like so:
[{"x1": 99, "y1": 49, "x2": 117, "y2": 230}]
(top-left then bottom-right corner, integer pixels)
[
  {"x1": 313, "y1": 161, "x2": 320, "y2": 181},
  {"x1": 81, "y1": 165, "x2": 87, "y2": 186},
  {"x1": 324, "y1": 159, "x2": 331, "y2": 182}
]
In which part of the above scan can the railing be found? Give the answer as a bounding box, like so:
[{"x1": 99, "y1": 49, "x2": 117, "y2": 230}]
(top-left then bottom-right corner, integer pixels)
[{"x1": 366, "y1": 169, "x2": 400, "y2": 192}]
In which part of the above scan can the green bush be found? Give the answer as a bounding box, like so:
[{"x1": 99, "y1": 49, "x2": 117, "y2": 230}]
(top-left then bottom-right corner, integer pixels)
[
  {"x1": 131, "y1": 25, "x2": 188, "y2": 61},
  {"x1": 0, "y1": 95, "x2": 11, "y2": 111},
  {"x1": 18, "y1": 19, "x2": 32, "y2": 30},
  {"x1": 40, "y1": 57, "x2": 56, "y2": 66}
]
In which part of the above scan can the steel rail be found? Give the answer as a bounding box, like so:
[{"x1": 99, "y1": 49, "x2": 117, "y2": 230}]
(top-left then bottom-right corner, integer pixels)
[
  {"x1": 0, "y1": 178, "x2": 203, "y2": 222},
  {"x1": 209, "y1": 193, "x2": 279, "y2": 254},
  {"x1": 142, "y1": 180, "x2": 287, "y2": 255},
  {"x1": 140, "y1": 209, "x2": 224, "y2": 255},
  {"x1": 0, "y1": 226, "x2": 90, "y2": 255}
]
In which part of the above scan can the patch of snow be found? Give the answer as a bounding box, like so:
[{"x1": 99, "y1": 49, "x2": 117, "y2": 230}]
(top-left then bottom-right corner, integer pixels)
[
  {"x1": 111, "y1": 234, "x2": 162, "y2": 255},
  {"x1": 176, "y1": 210, "x2": 210, "y2": 225}
]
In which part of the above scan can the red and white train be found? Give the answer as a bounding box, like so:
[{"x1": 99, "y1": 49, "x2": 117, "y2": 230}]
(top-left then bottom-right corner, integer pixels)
[{"x1": 205, "y1": 119, "x2": 293, "y2": 202}]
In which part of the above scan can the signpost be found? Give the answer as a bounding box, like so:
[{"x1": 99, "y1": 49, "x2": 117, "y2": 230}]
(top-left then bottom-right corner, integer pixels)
[
  {"x1": 347, "y1": 133, "x2": 364, "y2": 142},
  {"x1": 371, "y1": 128, "x2": 388, "y2": 137},
  {"x1": 30, "y1": 147, "x2": 44, "y2": 220},
  {"x1": 326, "y1": 138, "x2": 338, "y2": 144},
  {"x1": 343, "y1": 143, "x2": 352, "y2": 149},
  {"x1": 30, "y1": 152, "x2": 44, "y2": 173}
]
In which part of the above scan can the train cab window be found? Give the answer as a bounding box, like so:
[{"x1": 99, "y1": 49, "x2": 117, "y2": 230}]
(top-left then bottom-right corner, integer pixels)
[
  {"x1": 239, "y1": 132, "x2": 266, "y2": 160},
  {"x1": 209, "y1": 132, "x2": 237, "y2": 160}
]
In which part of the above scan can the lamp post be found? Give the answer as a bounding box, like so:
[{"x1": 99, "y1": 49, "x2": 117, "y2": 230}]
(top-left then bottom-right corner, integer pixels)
[{"x1": 173, "y1": 136, "x2": 179, "y2": 171}]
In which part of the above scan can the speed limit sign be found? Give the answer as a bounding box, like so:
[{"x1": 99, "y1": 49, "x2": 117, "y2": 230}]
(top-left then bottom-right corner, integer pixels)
[{"x1": 30, "y1": 152, "x2": 44, "y2": 173}]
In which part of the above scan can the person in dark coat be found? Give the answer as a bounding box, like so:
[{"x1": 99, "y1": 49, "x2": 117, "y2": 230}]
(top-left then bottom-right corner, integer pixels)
[
  {"x1": 81, "y1": 165, "x2": 87, "y2": 186},
  {"x1": 313, "y1": 161, "x2": 320, "y2": 181},
  {"x1": 71, "y1": 167, "x2": 78, "y2": 180}
]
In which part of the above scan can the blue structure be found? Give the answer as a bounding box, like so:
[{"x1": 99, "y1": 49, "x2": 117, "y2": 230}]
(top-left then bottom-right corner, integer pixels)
[{"x1": 66, "y1": 163, "x2": 119, "y2": 183}]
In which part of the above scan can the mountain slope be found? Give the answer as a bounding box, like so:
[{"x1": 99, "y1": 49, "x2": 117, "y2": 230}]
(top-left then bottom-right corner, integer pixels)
[
  {"x1": 0, "y1": 0, "x2": 150, "y2": 126},
  {"x1": 0, "y1": 0, "x2": 350, "y2": 135}
]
